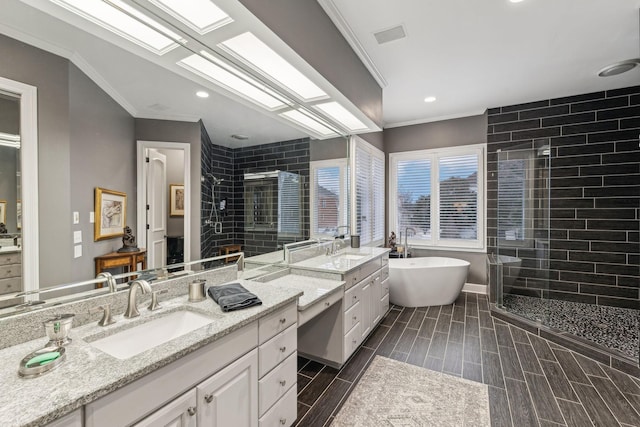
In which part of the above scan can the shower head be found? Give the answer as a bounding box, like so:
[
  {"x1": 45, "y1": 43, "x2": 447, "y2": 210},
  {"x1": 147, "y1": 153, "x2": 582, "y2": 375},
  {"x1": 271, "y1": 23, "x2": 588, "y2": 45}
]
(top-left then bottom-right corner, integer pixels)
[{"x1": 205, "y1": 173, "x2": 224, "y2": 185}]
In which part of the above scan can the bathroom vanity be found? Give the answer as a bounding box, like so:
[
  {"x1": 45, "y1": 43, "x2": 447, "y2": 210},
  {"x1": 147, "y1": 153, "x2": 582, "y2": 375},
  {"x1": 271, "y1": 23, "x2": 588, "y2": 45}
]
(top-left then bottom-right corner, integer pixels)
[
  {"x1": 0, "y1": 273, "x2": 301, "y2": 427},
  {"x1": 0, "y1": 248, "x2": 22, "y2": 309}
]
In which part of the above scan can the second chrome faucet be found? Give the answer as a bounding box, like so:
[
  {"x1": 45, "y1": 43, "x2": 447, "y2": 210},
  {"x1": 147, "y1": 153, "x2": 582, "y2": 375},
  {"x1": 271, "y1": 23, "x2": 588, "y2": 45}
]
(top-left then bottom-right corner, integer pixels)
[{"x1": 124, "y1": 279, "x2": 152, "y2": 318}]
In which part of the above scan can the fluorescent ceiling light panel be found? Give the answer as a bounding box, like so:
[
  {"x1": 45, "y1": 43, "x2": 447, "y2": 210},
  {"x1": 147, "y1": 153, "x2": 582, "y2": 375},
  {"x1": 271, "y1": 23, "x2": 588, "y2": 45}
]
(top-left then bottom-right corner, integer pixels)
[
  {"x1": 314, "y1": 101, "x2": 368, "y2": 132},
  {"x1": 221, "y1": 32, "x2": 328, "y2": 101},
  {"x1": 0, "y1": 132, "x2": 20, "y2": 148},
  {"x1": 280, "y1": 109, "x2": 336, "y2": 136},
  {"x1": 149, "y1": 0, "x2": 233, "y2": 34},
  {"x1": 50, "y1": 0, "x2": 184, "y2": 54},
  {"x1": 178, "y1": 52, "x2": 286, "y2": 110}
]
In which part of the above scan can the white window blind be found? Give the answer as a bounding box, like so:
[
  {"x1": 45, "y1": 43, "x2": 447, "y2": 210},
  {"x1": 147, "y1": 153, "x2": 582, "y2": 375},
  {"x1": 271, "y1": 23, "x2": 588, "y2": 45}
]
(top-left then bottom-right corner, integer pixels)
[
  {"x1": 438, "y1": 154, "x2": 479, "y2": 241},
  {"x1": 310, "y1": 160, "x2": 348, "y2": 237},
  {"x1": 397, "y1": 159, "x2": 431, "y2": 241},
  {"x1": 277, "y1": 171, "x2": 301, "y2": 236},
  {"x1": 389, "y1": 145, "x2": 484, "y2": 251},
  {"x1": 351, "y1": 136, "x2": 385, "y2": 246}
]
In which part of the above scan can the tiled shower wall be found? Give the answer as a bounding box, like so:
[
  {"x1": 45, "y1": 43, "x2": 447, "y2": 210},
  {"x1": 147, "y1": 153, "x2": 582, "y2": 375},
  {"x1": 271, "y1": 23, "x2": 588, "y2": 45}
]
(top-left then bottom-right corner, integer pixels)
[
  {"x1": 233, "y1": 138, "x2": 310, "y2": 257},
  {"x1": 200, "y1": 134, "x2": 311, "y2": 258},
  {"x1": 487, "y1": 86, "x2": 640, "y2": 309}
]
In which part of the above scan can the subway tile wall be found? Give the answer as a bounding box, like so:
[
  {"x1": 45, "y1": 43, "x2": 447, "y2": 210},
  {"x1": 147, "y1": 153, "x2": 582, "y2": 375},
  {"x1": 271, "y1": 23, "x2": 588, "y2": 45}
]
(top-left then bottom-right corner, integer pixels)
[
  {"x1": 200, "y1": 133, "x2": 310, "y2": 259},
  {"x1": 487, "y1": 86, "x2": 640, "y2": 309}
]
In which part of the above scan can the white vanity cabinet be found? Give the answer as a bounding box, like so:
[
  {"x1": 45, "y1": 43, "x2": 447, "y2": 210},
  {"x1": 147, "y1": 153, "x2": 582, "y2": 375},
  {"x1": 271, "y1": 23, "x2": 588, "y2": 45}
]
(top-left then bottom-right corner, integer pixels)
[
  {"x1": 84, "y1": 302, "x2": 297, "y2": 427},
  {"x1": 0, "y1": 251, "x2": 21, "y2": 309},
  {"x1": 299, "y1": 253, "x2": 390, "y2": 368},
  {"x1": 46, "y1": 409, "x2": 83, "y2": 427}
]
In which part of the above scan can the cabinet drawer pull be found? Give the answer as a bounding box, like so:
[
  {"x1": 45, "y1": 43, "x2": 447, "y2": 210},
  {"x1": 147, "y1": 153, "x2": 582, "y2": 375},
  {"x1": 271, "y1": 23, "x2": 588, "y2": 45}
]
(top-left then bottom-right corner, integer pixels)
[
  {"x1": 352, "y1": 339, "x2": 357, "y2": 344},
  {"x1": 279, "y1": 318, "x2": 286, "y2": 324},
  {"x1": 325, "y1": 301, "x2": 330, "y2": 307},
  {"x1": 279, "y1": 379, "x2": 287, "y2": 386},
  {"x1": 353, "y1": 316, "x2": 357, "y2": 321},
  {"x1": 353, "y1": 295, "x2": 357, "y2": 300},
  {"x1": 279, "y1": 346, "x2": 287, "y2": 352},
  {"x1": 280, "y1": 418, "x2": 287, "y2": 425},
  {"x1": 187, "y1": 407, "x2": 197, "y2": 416},
  {"x1": 204, "y1": 394, "x2": 214, "y2": 403}
]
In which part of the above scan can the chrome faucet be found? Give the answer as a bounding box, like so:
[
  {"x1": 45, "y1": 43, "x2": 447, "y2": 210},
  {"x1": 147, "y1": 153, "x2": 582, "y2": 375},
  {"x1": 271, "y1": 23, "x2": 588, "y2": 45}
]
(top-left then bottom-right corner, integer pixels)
[
  {"x1": 335, "y1": 225, "x2": 350, "y2": 238},
  {"x1": 96, "y1": 272, "x2": 118, "y2": 293},
  {"x1": 404, "y1": 227, "x2": 416, "y2": 258},
  {"x1": 124, "y1": 279, "x2": 152, "y2": 318}
]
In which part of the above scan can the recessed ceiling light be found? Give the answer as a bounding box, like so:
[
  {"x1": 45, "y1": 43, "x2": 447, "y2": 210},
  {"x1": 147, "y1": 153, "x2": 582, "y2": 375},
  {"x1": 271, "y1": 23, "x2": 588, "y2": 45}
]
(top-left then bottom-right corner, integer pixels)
[
  {"x1": 149, "y1": 0, "x2": 232, "y2": 35},
  {"x1": 196, "y1": 91, "x2": 209, "y2": 98},
  {"x1": 220, "y1": 32, "x2": 328, "y2": 101},
  {"x1": 280, "y1": 109, "x2": 336, "y2": 136},
  {"x1": 598, "y1": 59, "x2": 640, "y2": 77},
  {"x1": 178, "y1": 52, "x2": 286, "y2": 110},
  {"x1": 50, "y1": 0, "x2": 185, "y2": 55},
  {"x1": 424, "y1": 96, "x2": 437, "y2": 103},
  {"x1": 314, "y1": 101, "x2": 367, "y2": 132}
]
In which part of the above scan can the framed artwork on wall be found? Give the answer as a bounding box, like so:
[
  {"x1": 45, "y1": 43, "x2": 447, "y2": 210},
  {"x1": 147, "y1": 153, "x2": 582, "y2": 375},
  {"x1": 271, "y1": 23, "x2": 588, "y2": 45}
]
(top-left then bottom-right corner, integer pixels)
[
  {"x1": 16, "y1": 200, "x2": 21, "y2": 230},
  {"x1": 170, "y1": 184, "x2": 185, "y2": 217},
  {"x1": 94, "y1": 187, "x2": 126, "y2": 241},
  {"x1": 0, "y1": 200, "x2": 6, "y2": 225}
]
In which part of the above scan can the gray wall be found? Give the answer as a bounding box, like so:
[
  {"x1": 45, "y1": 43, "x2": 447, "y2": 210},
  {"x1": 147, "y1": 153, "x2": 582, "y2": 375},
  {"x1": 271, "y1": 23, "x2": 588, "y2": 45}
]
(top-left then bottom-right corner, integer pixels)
[
  {"x1": 69, "y1": 64, "x2": 136, "y2": 282},
  {"x1": 0, "y1": 147, "x2": 18, "y2": 232},
  {"x1": 158, "y1": 148, "x2": 185, "y2": 237},
  {"x1": 135, "y1": 119, "x2": 202, "y2": 262},
  {"x1": 384, "y1": 113, "x2": 489, "y2": 285},
  {"x1": 309, "y1": 136, "x2": 348, "y2": 161},
  {"x1": 0, "y1": 96, "x2": 19, "y2": 134},
  {"x1": 238, "y1": 0, "x2": 383, "y2": 129}
]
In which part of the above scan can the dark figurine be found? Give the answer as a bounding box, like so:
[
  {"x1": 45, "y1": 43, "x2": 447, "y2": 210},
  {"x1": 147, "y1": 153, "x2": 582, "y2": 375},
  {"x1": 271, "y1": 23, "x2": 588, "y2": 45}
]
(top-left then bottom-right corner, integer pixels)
[
  {"x1": 388, "y1": 231, "x2": 397, "y2": 251},
  {"x1": 117, "y1": 226, "x2": 139, "y2": 253},
  {"x1": 0, "y1": 223, "x2": 6, "y2": 234}
]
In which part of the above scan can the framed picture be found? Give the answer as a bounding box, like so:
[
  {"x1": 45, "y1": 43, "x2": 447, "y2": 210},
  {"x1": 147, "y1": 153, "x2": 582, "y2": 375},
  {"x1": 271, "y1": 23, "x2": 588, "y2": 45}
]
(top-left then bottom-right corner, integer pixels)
[
  {"x1": 0, "y1": 200, "x2": 6, "y2": 225},
  {"x1": 170, "y1": 184, "x2": 185, "y2": 217},
  {"x1": 16, "y1": 200, "x2": 21, "y2": 230},
  {"x1": 94, "y1": 187, "x2": 126, "y2": 241}
]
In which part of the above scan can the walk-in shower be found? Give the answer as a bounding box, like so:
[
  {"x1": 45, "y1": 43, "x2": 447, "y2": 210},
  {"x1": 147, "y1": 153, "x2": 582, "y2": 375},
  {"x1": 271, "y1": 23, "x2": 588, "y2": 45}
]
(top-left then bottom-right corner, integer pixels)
[{"x1": 490, "y1": 141, "x2": 639, "y2": 363}]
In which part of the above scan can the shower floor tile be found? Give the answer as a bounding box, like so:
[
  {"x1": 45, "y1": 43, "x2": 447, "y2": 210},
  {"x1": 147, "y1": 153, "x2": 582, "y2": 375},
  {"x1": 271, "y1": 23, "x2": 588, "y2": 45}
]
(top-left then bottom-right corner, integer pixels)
[{"x1": 501, "y1": 294, "x2": 639, "y2": 360}]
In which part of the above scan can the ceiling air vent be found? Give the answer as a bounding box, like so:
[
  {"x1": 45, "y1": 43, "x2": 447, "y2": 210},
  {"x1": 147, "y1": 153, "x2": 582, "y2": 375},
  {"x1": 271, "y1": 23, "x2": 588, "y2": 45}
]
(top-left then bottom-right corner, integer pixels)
[{"x1": 373, "y1": 25, "x2": 406, "y2": 45}]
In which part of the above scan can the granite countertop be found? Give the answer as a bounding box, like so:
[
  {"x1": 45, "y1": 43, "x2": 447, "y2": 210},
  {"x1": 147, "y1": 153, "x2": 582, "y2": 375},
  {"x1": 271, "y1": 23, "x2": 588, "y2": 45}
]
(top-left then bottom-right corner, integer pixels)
[
  {"x1": 245, "y1": 250, "x2": 284, "y2": 265},
  {"x1": 0, "y1": 280, "x2": 302, "y2": 427},
  {"x1": 262, "y1": 274, "x2": 345, "y2": 310},
  {"x1": 291, "y1": 247, "x2": 390, "y2": 274}
]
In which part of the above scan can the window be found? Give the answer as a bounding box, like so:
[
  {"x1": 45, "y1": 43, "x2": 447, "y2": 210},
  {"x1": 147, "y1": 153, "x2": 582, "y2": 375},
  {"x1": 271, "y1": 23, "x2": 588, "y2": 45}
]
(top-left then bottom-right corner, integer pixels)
[
  {"x1": 389, "y1": 145, "x2": 485, "y2": 250},
  {"x1": 310, "y1": 159, "x2": 348, "y2": 237},
  {"x1": 351, "y1": 136, "x2": 385, "y2": 246}
]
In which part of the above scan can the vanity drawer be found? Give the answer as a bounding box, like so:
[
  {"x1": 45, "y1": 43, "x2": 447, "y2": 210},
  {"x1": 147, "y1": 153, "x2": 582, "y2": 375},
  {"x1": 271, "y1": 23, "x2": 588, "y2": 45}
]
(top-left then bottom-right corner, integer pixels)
[
  {"x1": 0, "y1": 264, "x2": 21, "y2": 279},
  {"x1": 258, "y1": 382, "x2": 297, "y2": 427},
  {"x1": 343, "y1": 301, "x2": 361, "y2": 335},
  {"x1": 0, "y1": 252, "x2": 20, "y2": 266},
  {"x1": 343, "y1": 322, "x2": 361, "y2": 362},
  {"x1": 360, "y1": 260, "x2": 378, "y2": 279},
  {"x1": 343, "y1": 267, "x2": 360, "y2": 290},
  {"x1": 259, "y1": 351, "x2": 296, "y2": 416},
  {"x1": 381, "y1": 293, "x2": 390, "y2": 316},
  {"x1": 297, "y1": 290, "x2": 343, "y2": 327},
  {"x1": 343, "y1": 281, "x2": 362, "y2": 311},
  {"x1": 381, "y1": 278, "x2": 390, "y2": 297},
  {"x1": 259, "y1": 324, "x2": 296, "y2": 378},
  {"x1": 259, "y1": 302, "x2": 297, "y2": 344},
  {"x1": 381, "y1": 254, "x2": 389, "y2": 268},
  {"x1": 380, "y1": 266, "x2": 389, "y2": 283},
  {"x1": 0, "y1": 276, "x2": 21, "y2": 295}
]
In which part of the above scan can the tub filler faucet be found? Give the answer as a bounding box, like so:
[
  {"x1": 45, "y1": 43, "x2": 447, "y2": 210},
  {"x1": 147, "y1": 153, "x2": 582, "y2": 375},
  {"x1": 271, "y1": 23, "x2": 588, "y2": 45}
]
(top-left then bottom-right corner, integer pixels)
[{"x1": 404, "y1": 227, "x2": 416, "y2": 258}]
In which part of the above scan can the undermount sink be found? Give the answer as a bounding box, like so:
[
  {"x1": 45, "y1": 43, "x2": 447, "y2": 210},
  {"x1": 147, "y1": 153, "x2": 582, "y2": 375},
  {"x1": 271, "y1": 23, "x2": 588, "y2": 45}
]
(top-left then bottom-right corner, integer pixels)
[
  {"x1": 88, "y1": 310, "x2": 215, "y2": 360},
  {"x1": 338, "y1": 254, "x2": 366, "y2": 261}
]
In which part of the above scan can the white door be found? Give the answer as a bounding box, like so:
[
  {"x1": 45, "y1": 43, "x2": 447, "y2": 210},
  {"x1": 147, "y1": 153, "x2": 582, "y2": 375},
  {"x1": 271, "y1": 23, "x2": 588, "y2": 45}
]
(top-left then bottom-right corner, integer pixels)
[
  {"x1": 147, "y1": 149, "x2": 167, "y2": 269},
  {"x1": 133, "y1": 389, "x2": 197, "y2": 427},
  {"x1": 197, "y1": 349, "x2": 258, "y2": 427}
]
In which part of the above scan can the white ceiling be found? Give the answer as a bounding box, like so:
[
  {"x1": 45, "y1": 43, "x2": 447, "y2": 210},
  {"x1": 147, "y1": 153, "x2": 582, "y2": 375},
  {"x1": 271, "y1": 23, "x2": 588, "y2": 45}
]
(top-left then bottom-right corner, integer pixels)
[
  {"x1": 324, "y1": 0, "x2": 640, "y2": 127},
  {"x1": 2, "y1": 0, "x2": 639, "y2": 142}
]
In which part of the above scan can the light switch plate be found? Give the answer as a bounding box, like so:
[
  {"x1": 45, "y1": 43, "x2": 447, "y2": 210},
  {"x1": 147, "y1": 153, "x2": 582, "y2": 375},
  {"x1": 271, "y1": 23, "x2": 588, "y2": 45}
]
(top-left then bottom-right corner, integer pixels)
[
  {"x1": 73, "y1": 211, "x2": 80, "y2": 224},
  {"x1": 89, "y1": 212, "x2": 95, "y2": 223},
  {"x1": 73, "y1": 230, "x2": 82, "y2": 244},
  {"x1": 74, "y1": 245, "x2": 82, "y2": 258}
]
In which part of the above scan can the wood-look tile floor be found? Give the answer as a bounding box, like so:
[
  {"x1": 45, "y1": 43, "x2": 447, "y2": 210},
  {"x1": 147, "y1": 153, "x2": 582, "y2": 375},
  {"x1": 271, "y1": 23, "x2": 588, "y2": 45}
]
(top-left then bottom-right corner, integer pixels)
[{"x1": 293, "y1": 292, "x2": 640, "y2": 427}]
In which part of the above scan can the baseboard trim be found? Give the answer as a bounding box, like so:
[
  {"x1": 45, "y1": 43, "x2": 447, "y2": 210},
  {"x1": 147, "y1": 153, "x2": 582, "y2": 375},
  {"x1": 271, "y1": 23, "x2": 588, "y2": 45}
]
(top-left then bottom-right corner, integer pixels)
[{"x1": 463, "y1": 283, "x2": 487, "y2": 294}]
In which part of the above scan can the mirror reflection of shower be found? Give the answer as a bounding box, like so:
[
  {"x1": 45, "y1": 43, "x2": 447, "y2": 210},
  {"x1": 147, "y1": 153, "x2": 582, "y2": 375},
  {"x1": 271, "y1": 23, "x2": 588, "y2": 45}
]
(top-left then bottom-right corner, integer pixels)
[{"x1": 204, "y1": 173, "x2": 224, "y2": 234}]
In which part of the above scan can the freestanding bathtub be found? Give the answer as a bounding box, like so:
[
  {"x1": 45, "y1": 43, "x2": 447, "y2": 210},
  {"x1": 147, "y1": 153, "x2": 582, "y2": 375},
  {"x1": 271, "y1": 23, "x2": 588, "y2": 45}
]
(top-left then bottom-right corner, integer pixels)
[{"x1": 389, "y1": 257, "x2": 470, "y2": 307}]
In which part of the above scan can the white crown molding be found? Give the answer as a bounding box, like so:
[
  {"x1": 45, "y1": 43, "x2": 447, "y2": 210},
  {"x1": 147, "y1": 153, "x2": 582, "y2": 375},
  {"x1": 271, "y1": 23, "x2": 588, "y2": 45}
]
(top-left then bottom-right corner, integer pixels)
[
  {"x1": 136, "y1": 111, "x2": 201, "y2": 123},
  {"x1": 317, "y1": 0, "x2": 388, "y2": 89},
  {"x1": 384, "y1": 109, "x2": 487, "y2": 129},
  {"x1": 0, "y1": 22, "x2": 137, "y2": 117}
]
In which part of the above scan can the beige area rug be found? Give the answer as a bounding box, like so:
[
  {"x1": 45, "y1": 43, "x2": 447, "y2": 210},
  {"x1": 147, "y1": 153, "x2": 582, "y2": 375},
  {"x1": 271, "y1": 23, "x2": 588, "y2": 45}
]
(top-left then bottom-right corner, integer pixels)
[{"x1": 332, "y1": 356, "x2": 491, "y2": 427}]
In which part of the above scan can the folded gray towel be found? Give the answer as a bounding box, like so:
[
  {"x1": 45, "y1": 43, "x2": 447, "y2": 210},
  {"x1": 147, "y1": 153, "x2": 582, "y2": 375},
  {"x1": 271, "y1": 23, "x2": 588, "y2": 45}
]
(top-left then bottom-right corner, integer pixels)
[{"x1": 208, "y1": 283, "x2": 262, "y2": 312}]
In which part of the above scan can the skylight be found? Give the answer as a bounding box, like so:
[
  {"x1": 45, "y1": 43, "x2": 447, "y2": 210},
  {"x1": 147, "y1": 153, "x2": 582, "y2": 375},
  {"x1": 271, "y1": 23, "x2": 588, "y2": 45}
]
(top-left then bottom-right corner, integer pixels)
[
  {"x1": 50, "y1": 0, "x2": 184, "y2": 55},
  {"x1": 314, "y1": 101, "x2": 367, "y2": 132},
  {"x1": 149, "y1": 0, "x2": 233, "y2": 35},
  {"x1": 280, "y1": 109, "x2": 336, "y2": 137},
  {"x1": 178, "y1": 52, "x2": 286, "y2": 110},
  {"x1": 220, "y1": 32, "x2": 328, "y2": 101}
]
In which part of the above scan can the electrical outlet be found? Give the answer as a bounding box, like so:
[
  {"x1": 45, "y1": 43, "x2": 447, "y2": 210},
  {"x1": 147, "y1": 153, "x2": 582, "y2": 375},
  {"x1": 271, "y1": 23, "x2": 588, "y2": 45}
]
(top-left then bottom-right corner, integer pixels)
[{"x1": 73, "y1": 230, "x2": 82, "y2": 244}]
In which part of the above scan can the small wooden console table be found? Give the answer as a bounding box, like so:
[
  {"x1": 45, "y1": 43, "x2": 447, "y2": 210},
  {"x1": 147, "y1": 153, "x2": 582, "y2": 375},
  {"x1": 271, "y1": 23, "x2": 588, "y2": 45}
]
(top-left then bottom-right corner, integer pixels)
[
  {"x1": 95, "y1": 249, "x2": 147, "y2": 281},
  {"x1": 219, "y1": 244, "x2": 242, "y2": 263}
]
